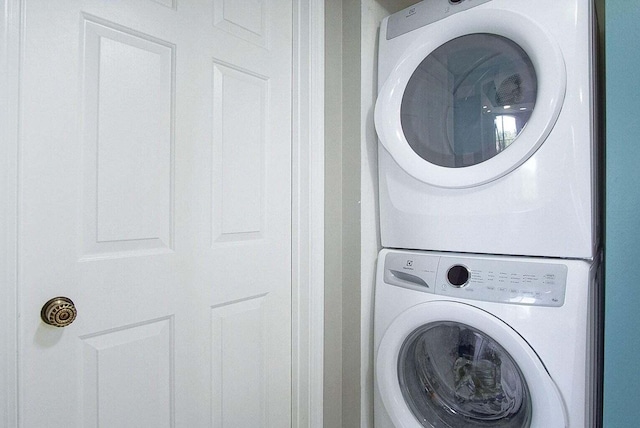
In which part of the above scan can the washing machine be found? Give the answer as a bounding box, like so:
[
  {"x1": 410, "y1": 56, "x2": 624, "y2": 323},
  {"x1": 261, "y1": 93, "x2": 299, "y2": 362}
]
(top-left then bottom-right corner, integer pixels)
[
  {"x1": 374, "y1": 248, "x2": 603, "y2": 427},
  {"x1": 374, "y1": 0, "x2": 601, "y2": 258}
]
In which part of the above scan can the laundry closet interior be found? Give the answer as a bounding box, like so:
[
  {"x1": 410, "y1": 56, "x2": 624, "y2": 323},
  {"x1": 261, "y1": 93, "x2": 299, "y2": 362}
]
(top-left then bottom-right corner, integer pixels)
[{"x1": 325, "y1": 0, "x2": 613, "y2": 427}]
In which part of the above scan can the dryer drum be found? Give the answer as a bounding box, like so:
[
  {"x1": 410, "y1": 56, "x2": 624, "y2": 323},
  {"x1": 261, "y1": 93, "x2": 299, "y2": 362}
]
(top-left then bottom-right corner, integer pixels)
[
  {"x1": 495, "y1": 74, "x2": 525, "y2": 106},
  {"x1": 397, "y1": 322, "x2": 533, "y2": 427}
]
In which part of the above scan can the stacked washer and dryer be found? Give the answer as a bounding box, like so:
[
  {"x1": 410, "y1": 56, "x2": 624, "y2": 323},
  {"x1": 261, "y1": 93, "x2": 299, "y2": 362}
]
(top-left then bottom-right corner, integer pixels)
[{"x1": 373, "y1": 1, "x2": 603, "y2": 427}]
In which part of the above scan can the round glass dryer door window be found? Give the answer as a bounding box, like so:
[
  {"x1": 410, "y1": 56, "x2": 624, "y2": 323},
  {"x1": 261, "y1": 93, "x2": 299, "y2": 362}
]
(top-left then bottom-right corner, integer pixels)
[
  {"x1": 374, "y1": 9, "x2": 566, "y2": 188},
  {"x1": 398, "y1": 322, "x2": 532, "y2": 427},
  {"x1": 401, "y1": 34, "x2": 537, "y2": 169}
]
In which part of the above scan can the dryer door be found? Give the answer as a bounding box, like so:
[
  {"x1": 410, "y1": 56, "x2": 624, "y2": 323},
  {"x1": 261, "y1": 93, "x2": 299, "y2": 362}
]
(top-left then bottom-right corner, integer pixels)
[
  {"x1": 376, "y1": 301, "x2": 566, "y2": 427},
  {"x1": 375, "y1": 9, "x2": 566, "y2": 188}
]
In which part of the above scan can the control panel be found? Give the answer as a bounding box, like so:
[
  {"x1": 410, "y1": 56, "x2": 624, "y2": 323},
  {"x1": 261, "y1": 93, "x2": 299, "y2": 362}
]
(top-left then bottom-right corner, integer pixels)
[
  {"x1": 386, "y1": 0, "x2": 493, "y2": 40},
  {"x1": 384, "y1": 252, "x2": 567, "y2": 307}
]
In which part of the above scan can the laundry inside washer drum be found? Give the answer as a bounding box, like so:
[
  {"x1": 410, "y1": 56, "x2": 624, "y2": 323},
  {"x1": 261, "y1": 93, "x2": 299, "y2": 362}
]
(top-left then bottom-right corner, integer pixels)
[{"x1": 398, "y1": 322, "x2": 532, "y2": 427}]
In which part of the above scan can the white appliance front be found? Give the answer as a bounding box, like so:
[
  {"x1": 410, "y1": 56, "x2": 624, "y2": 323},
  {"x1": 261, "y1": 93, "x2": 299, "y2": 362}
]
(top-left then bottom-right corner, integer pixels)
[
  {"x1": 375, "y1": 0, "x2": 600, "y2": 258},
  {"x1": 374, "y1": 249, "x2": 602, "y2": 428}
]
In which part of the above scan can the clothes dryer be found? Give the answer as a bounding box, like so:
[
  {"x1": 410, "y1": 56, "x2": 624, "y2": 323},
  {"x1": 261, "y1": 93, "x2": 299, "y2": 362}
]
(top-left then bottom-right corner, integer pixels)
[
  {"x1": 375, "y1": 0, "x2": 601, "y2": 258},
  {"x1": 374, "y1": 248, "x2": 603, "y2": 428}
]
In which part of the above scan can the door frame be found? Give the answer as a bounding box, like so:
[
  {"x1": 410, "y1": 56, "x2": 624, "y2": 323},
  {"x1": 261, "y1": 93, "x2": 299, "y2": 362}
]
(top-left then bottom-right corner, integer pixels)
[
  {"x1": 0, "y1": 0, "x2": 325, "y2": 426},
  {"x1": 1, "y1": 0, "x2": 20, "y2": 426},
  {"x1": 292, "y1": 1, "x2": 325, "y2": 427}
]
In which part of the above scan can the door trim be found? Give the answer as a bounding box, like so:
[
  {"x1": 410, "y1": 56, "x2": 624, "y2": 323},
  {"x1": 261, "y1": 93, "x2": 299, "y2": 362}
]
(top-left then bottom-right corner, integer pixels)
[
  {"x1": 1, "y1": 0, "x2": 20, "y2": 426},
  {"x1": 0, "y1": 0, "x2": 325, "y2": 426},
  {"x1": 292, "y1": 0, "x2": 325, "y2": 427}
]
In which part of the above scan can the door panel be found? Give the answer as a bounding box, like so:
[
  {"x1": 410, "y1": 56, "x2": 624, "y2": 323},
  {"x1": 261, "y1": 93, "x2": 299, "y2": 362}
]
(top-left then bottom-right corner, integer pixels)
[
  {"x1": 211, "y1": 61, "x2": 267, "y2": 242},
  {"x1": 19, "y1": 1, "x2": 292, "y2": 426},
  {"x1": 80, "y1": 318, "x2": 174, "y2": 427},
  {"x1": 82, "y1": 16, "x2": 175, "y2": 257}
]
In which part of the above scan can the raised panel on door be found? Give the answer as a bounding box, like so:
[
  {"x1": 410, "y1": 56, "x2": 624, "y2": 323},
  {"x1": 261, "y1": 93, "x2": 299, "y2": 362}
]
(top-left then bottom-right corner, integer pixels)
[
  {"x1": 211, "y1": 295, "x2": 268, "y2": 427},
  {"x1": 81, "y1": 317, "x2": 174, "y2": 427},
  {"x1": 18, "y1": 0, "x2": 293, "y2": 426},
  {"x1": 81, "y1": 16, "x2": 175, "y2": 258},
  {"x1": 211, "y1": 61, "x2": 267, "y2": 243},
  {"x1": 213, "y1": 0, "x2": 268, "y2": 47}
]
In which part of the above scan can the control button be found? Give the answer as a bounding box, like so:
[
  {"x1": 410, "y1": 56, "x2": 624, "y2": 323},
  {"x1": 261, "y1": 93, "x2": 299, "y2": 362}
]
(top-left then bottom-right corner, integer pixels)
[{"x1": 447, "y1": 265, "x2": 469, "y2": 287}]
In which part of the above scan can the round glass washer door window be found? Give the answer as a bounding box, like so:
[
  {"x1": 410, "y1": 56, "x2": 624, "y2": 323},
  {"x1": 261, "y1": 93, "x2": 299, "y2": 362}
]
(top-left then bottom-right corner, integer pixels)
[
  {"x1": 375, "y1": 301, "x2": 567, "y2": 427},
  {"x1": 398, "y1": 321, "x2": 532, "y2": 427},
  {"x1": 400, "y1": 33, "x2": 537, "y2": 169}
]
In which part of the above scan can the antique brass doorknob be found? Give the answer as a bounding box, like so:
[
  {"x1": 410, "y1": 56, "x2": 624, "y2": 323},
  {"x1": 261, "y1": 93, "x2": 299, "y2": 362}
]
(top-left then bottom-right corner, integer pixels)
[{"x1": 41, "y1": 297, "x2": 77, "y2": 327}]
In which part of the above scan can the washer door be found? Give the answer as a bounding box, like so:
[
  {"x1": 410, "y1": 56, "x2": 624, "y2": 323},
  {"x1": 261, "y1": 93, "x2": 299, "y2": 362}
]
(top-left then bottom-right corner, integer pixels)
[
  {"x1": 375, "y1": 9, "x2": 566, "y2": 188},
  {"x1": 376, "y1": 302, "x2": 566, "y2": 427}
]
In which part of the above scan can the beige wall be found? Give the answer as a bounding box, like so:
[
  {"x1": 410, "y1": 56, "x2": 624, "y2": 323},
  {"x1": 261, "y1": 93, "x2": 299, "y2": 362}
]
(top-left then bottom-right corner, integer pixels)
[
  {"x1": 323, "y1": 0, "x2": 344, "y2": 427},
  {"x1": 324, "y1": 1, "x2": 418, "y2": 427},
  {"x1": 341, "y1": 0, "x2": 364, "y2": 426},
  {"x1": 358, "y1": 3, "x2": 419, "y2": 426}
]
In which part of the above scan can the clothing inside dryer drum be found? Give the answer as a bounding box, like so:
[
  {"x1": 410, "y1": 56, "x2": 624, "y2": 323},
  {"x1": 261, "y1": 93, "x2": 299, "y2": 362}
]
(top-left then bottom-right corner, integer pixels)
[
  {"x1": 398, "y1": 322, "x2": 532, "y2": 427},
  {"x1": 400, "y1": 33, "x2": 537, "y2": 168}
]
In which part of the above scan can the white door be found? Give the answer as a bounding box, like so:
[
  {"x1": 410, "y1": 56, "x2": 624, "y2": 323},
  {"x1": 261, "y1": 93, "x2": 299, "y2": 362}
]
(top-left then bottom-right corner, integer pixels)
[{"x1": 18, "y1": 0, "x2": 292, "y2": 426}]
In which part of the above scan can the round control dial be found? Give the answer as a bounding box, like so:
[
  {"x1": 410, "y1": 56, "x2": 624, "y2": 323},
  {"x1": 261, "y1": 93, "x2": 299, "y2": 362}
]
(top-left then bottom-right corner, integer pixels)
[{"x1": 447, "y1": 265, "x2": 470, "y2": 287}]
